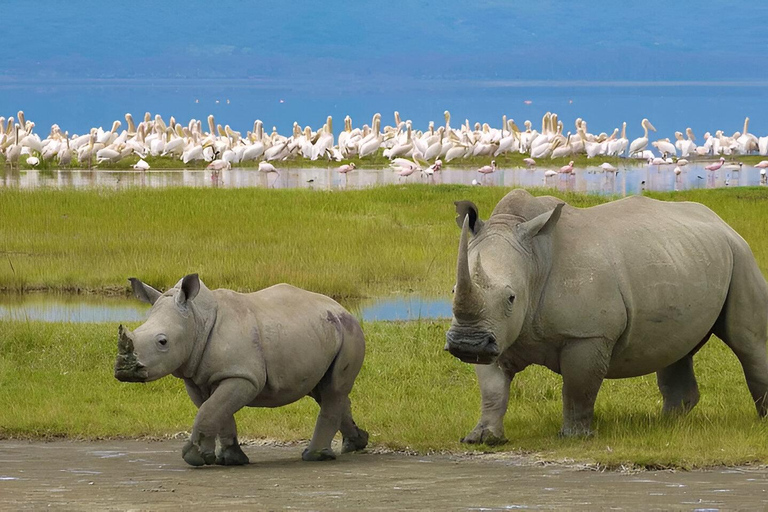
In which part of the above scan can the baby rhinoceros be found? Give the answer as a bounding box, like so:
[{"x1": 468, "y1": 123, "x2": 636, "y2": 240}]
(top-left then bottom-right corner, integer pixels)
[{"x1": 114, "y1": 274, "x2": 368, "y2": 466}]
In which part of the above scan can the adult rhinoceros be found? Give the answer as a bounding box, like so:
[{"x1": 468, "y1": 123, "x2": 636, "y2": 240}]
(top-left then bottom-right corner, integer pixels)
[
  {"x1": 445, "y1": 189, "x2": 768, "y2": 441},
  {"x1": 115, "y1": 274, "x2": 368, "y2": 466}
]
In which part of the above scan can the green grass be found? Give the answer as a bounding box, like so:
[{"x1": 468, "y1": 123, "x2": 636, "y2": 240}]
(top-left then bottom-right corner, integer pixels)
[
  {"x1": 1, "y1": 320, "x2": 766, "y2": 468},
  {"x1": 2, "y1": 186, "x2": 767, "y2": 298},
  {"x1": 0, "y1": 185, "x2": 609, "y2": 297}
]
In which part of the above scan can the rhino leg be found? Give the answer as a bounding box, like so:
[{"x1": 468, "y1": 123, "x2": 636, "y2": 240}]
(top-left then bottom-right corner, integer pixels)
[
  {"x1": 461, "y1": 364, "x2": 511, "y2": 445},
  {"x1": 656, "y1": 354, "x2": 700, "y2": 414},
  {"x1": 184, "y1": 378, "x2": 260, "y2": 467},
  {"x1": 711, "y1": 253, "x2": 768, "y2": 417},
  {"x1": 340, "y1": 398, "x2": 369, "y2": 453},
  {"x1": 215, "y1": 416, "x2": 250, "y2": 466},
  {"x1": 559, "y1": 338, "x2": 611, "y2": 437},
  {"x1": 304, "y1": 332, "x2": 365, "y2": 462}
]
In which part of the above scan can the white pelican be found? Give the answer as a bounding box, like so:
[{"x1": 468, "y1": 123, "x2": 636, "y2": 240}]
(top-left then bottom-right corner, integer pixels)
[
  {"x1": 652, "y1": 138, "x2": 676, "y2": 158},
  {"x1": 629, "y1": 118, "x2": 656, "y2": 156}
]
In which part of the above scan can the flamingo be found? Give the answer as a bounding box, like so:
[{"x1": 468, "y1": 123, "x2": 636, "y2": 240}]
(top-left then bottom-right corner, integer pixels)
[
  {"x1": 674, "y1": 166, "x2": 682, "y2": 176},
  {"x1": 543, "y1": 169, "x2": 558, "y2": 177},
  {"x1": 559, "y1": 160, "x2": 574, "y2": 174},
  {"x1": 754, "y1": 160, "x2": 768, "y2": 169},
  {"x1": 523, "y1": 157, "x2": 536, "y2": 168},
  {"x1": 629, "y1": 118, "x2": 656, "y2": 157},
  {"x1": 337, "y1": 163, "x2": 356, "y2": 174},
  {"x1": 704, "y1": 157, "x2": 725, "y2": 171},
  {"x1": 600, "y1": 162, "x2": 617, "y2": 172},
  {"x1": 133, "y1": 158, "x2": 150, "y2": 170},
  {"x1": 476, "y1": 160, "x2": 497, "y2": 180},
  {"x1": 207, "y1": 159, "x2": 231, "y2": 171}
]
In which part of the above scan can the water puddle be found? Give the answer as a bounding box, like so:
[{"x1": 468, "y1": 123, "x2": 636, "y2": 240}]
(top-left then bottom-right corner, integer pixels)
[
  {"x1": 0, "y1": 293, "x2": 453, "y2": 323},
  {"x1": 1, "y1": 163, "x2": 765, "y2": 194}
]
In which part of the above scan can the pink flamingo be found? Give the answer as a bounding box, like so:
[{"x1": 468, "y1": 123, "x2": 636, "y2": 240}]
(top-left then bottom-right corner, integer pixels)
[
  {"x1": 523, "y1": 157, "x2": 536, "y2": 168},
  {"x1": 337, "y1": 163, "x2": 356, "y2": 173},
  {"x1": 559, "y1": 160, "x2": 574, "y2": 174},
  {"x1": 476, "y1": 160, "x2": 497, "y2": 183},
  {"x1": 754, "y1": 160, "x2": 768, "y2": 169},
  {"x1": 704, "y1": 157, "x2": 725, "y2": 171}
]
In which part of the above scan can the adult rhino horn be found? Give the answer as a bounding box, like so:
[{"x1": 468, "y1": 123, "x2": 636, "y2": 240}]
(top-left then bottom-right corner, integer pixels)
[
  {"x1": 454, "y1": 216, "x2": 484, "y2": 317},
  {"x1": 117, "y1": 324, "x2": 135, "y2": 355}
]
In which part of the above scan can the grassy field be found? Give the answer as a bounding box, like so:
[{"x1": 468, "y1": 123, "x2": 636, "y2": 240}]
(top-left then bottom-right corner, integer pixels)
[
  {"x1": 0, "y1": 185, "x2": 609, "y2": 297},
  {"x1": 1, "y1": 319, "x2": 766, "y2": 469},
  {"x1": 1, "y1": 186, "x2": 767, "y2": 298}
]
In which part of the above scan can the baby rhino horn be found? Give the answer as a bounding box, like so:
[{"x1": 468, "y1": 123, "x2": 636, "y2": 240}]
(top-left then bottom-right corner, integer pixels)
[{"x1": 117, "y1": 324, "x2": 135, "y2": 355}]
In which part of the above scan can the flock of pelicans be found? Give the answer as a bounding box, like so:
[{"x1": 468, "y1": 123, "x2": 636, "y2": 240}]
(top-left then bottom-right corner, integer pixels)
[{"x1": 1, "y1": 109, "x2": 768, "y2": 183}]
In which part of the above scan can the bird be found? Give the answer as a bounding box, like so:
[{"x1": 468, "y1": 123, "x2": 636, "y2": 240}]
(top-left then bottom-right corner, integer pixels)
[
  {"x1": 422, "y1": 159, "x2": 442, "y2": 177},
  {"x1": 544, "y1": 169, "x2": 558, "y2": 177},
  {"x1": 600, "y1": 162, "x2": 617, "y2": 172},
  {"x1": 477, "y1": 160, "x2": 497, "y2": 175},
  {"x1": 26, "y1": 155, "x2": 40, "y2": 167},
  {"x1": 258, "y1": 161, "x2": 278, "y2": 174},
  {"x1": 336, "y1": 163, "x2": 356, "y2": 173},
  {"x1": 674, "y1": 166, "x2": 682, "y2": 176},
  {"x1": 133, "y1": 159, "x2": 150, "y2": 170},
  {"x1": 754, "y1": 160, "x2": 768, "y2": 169},
  {"x1": 559, "y1": 160, "x2": 574, "y2": 174},
  {"x1": 629, "y1": 118, "x2": 656, "y2": 157},
  {"x1": 704, "y1": 157, "x2": 726, "y2": 171},
  {"x1": 676, "y1": 159, "x2": 689, "y2": 166},
  {"x1": 523, "y1": 157, "x2": 536, "y2": 168},
  {"x1": 207, "y1": 159, "x2": 231, "y2": 171}
]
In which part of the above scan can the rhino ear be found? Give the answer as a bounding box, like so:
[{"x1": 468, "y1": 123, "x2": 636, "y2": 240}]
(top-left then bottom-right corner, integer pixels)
[
  {"x1": 176, "y1": 274, "x2": 200, "y2": 306},
  {"x1": 454, "y1": 200, "x2": 484, "y2": 235},
  {"x1": 518, "y1": 203, "x2": 564, "y2": 240},
  {"x1": 129, "y1": 278, "x2": 162, "y2": 305}
]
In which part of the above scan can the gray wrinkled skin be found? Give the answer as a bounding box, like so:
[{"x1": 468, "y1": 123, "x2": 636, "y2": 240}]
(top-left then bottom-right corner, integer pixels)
[
  {"x1": 115, "y1": 274, "x2": 368, "y2": 466},
  {"x1": 446, "y1": 189, "x2": 768, "y2": 441}
]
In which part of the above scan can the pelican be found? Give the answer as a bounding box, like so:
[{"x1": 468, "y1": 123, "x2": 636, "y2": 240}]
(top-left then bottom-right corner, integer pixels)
[{"x1": 629, "y1": 118, "x2": 656, "y2": 157}]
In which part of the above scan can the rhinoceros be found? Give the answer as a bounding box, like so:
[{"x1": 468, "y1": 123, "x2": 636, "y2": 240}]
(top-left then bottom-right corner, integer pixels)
[
  {"x1": 445, "y1": 189, "x2": 768, "y2": 441},
  {"x1": 115, "y1": 274, "x2": 368, "y2": 466}
]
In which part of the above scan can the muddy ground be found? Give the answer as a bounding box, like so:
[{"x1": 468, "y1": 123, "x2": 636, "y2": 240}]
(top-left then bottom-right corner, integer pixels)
[{"x1": 1, "y1": 439, "x2": 767, "y2": 510}]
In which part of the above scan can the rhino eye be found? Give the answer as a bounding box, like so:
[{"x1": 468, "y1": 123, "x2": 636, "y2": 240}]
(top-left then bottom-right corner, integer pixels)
[
  {"x1": 156, "y1": 335, "x2": 169, "y2": 349},
  {"x1": 158, "y1": 337, "x2": 168, "y2": 346},
  {"x1": 508, "y1": 295, "x2": 516, "y2": 305}
]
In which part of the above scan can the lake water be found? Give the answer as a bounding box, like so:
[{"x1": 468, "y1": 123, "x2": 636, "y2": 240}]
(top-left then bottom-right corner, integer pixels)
[
  {"x1": 1, "y1": 162, "x2": 764, "y2": 195},
  {"x1": 0, "y1": 293, "x2": 453, "y2": 324}
]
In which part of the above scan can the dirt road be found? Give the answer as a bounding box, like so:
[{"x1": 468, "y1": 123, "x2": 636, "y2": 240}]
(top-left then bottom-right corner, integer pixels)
[{"x1": 1, "y1": 439, "x2": 766, "y2": 510}]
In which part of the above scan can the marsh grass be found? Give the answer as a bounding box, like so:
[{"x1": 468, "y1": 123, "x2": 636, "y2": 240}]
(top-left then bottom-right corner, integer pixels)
[
  {"x1": 0, "y1": 185, "x2": 609, "y2": 297},
  {"x1": 1, "y1": 320, "x2": 766, "y2": 468}
]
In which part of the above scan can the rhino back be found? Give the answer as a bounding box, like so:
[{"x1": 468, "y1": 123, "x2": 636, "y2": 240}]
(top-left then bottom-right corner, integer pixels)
[
  {"x1": 538, "y1": 196, "x2": 746, "y2": 377},
  {"x1": 204, "y1": 284, "x2": 359, "y2": 407}
]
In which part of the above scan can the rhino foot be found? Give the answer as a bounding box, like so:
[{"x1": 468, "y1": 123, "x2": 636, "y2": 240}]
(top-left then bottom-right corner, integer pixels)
[
  {"x1": 182, "y1": 440, "x2": 216, "y2": 467},
  {"x1": 216, "y1": 443, "x2": 250, "y2": 466},
  {"x1": 342, "y1": 427, "x2": 369, "y2": 453},
  {"x1": 302, "y1": 448, "x2": 337, "y2": 462},
  {"x1": 461, "y1": 426, "x2": 507, "y2": 446}
]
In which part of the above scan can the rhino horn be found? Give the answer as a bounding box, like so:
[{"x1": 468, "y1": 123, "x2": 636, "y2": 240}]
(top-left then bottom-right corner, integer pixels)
[
  {"x1": 117, "y1": 324, "x2": 135, "y2": 355},
  {"x1": 454, "y1": 216, "x2": 484, "y2": 316}
]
